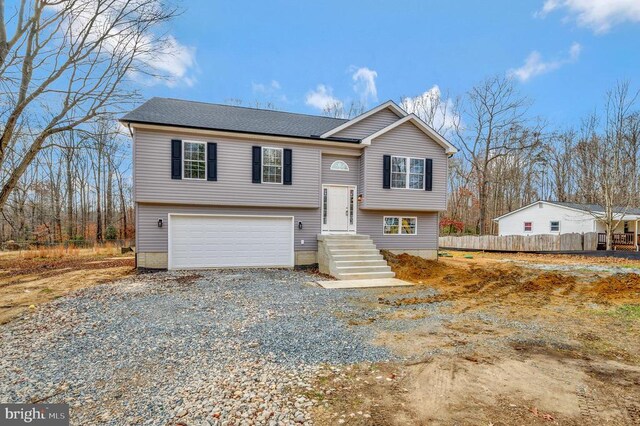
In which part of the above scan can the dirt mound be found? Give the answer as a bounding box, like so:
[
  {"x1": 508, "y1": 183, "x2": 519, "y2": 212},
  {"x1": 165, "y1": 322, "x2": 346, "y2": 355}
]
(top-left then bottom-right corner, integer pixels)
[
  {"x1": 589, "y1": 273, "x2": 640, "y2": 301},
  {"x1": 519, "y1": 272, "x2": 577, "y2": 293},
  {"x1": 381, "y1": 250, "x2": 453, "y2": 282}
]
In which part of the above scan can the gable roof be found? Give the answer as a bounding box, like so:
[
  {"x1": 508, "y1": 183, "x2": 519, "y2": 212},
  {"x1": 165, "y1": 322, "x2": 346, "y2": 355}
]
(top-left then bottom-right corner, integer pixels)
[
  {"x1": 319, "y1": 100, "x2": 407, "y2": 138},
  {"x1": 494, "y1": 200, "x2": 640, "y2": 221},
  {"x1": 361, "y1": 114, "x2": 458, "y2": 155},
  {"x1": 121, "y1": 97, "x2": 356, "y2": 141},
  {"x1": 546, "y1": 201, "x2": 640, "y2": 216}
]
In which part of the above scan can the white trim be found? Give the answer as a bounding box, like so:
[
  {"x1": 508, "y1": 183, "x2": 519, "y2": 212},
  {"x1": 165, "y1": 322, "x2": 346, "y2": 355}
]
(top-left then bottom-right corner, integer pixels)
[
  {"x1": 261, "y1": 146, "x2": 283, "y2": 184},
  {"x1": 321, "y1": 184, "x2": 357, "y2": 234},
  {"x1": 361, "y1": 114, "x2": 458, "y2": 155},
  {"x1": 320, "y1": 100, "x2": 407, "y2": 138},
  {"x1": 390, "y1": 156, "x2": 425, "y2": 190},
  {"x1": 383, "y1": 216, "x2": 418, "y2": 235},
  {"x1": 167, "y1": 213, "x2": 295, "y2": 270},
  {"x1": 329, "y1": 160, "x2": 350, "y2": 171},
  {"x1": 182, "y1": 140, "x2": 207, "y2": 180}
]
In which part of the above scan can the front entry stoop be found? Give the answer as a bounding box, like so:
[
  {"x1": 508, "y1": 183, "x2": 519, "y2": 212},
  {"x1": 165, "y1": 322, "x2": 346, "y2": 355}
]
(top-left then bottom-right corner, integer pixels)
[{"x1": 317, "y1": 234, "x2": 395, "y2": 280}]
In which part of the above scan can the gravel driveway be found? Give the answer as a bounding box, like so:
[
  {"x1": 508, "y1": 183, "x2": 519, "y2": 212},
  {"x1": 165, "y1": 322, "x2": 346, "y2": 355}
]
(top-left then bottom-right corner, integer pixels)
[{"x1": 0, "y1": 269, "x2": 403, "y2": 425}]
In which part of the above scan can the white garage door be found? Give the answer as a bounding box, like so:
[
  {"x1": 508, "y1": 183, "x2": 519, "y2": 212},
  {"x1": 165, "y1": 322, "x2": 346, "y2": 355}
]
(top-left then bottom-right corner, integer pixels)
[{"x1": 168, "y1": 215, "x2": 294, "y2": 269}]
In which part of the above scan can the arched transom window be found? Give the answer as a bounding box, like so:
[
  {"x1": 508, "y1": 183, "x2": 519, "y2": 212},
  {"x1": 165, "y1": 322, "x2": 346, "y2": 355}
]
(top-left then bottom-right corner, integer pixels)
[{"x1": 330, "y1": 160, "x2": 349, "y2": 171}]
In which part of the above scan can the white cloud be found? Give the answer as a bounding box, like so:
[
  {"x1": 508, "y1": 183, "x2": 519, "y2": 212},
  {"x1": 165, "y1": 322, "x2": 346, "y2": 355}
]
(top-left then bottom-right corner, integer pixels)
[
  {"x1": 508, "y1": 42, "x2": 582, "y2": 82},
  {"x1": 400, "y1": 85, "x2": 458, "y2": 136},
  {"x1": 252, "y1": 80, "x2": 281, "y2": 93},
  {"x1": 537, "y1": 0, "x2": 640, "y2": 33},
  {"x1": 140, "y1": 35, "x2": 197, "y2": 87},
  {"x1": 305, "y1": 85, "x2": 343, "y2": 111},
  {"x1": 48, "y1": 0, "x2": 197, "y2": 88},
  {"x1": 351, "y1": 67, "x2": 378, "y2": 103}
]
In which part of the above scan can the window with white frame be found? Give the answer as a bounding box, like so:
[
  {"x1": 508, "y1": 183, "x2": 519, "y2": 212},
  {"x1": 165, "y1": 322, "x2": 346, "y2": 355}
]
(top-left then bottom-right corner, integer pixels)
[
  {"x1": 183, "y1": 141, "x2": 206, "y2": 179},
  {"x1": 384, "y1": 216, "x2": 417, "y2": 235},
  {"x1": 391, "y1": 156, "x2": 425, "y2": 189},
  {"x1": 262, "y1": 147, "x2": 283, "y2": 184},
  {"x1": 524, "y1": 221, "x2": 532, "y2": 232},
  {"x1": 550, "y1": 221, "x2": 560, "y2": 232},
  {"x1": 330, "y1": 160, "x2": 349, "y2": 171}
]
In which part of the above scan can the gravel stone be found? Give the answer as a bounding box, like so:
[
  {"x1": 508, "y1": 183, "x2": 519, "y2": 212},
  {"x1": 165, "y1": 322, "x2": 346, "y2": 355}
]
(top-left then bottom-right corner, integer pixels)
[{"x1": 0, "y1": 269, "x2": 405, "y2": 425}]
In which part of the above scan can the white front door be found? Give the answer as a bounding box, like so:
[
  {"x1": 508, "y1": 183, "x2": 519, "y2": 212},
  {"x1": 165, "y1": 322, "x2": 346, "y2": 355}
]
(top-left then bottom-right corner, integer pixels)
[{"x1": 323, "y1": 185, "x2": 356, "y2": 233}]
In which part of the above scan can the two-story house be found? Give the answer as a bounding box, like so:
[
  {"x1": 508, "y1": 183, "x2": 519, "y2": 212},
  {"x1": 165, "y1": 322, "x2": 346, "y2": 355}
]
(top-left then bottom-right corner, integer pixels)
[{"x1": 121, "y1": 98, "x2": 456, "y2": 278}]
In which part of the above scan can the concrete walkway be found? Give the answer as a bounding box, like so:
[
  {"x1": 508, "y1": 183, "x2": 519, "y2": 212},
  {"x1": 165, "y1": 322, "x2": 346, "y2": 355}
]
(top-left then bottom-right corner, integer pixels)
[{"x1": 315, "y1": 278, "x2": 413, "y2": 289}]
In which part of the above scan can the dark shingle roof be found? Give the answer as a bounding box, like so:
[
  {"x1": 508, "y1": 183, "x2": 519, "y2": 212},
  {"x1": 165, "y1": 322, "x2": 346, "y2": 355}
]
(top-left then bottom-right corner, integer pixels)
[
  {"x1": 547, "y1": 201, "x2": 640, "y2": 215},
  {"x1": 121, "y1": 97, "x2": 353, "y2": 140}
]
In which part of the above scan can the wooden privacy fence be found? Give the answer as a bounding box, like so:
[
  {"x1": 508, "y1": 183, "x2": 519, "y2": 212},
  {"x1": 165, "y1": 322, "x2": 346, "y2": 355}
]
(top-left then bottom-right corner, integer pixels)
[{"x1": 439, "y1": 233, "x2": 599, "y2": 252}]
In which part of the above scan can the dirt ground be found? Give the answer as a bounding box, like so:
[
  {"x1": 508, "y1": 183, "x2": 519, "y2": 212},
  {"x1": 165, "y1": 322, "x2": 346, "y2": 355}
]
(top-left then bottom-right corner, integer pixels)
[
  {"x1": 0, "y1": 248, "x2": 134, "y2": 324},
  {"x1": 311, "y1": 251, "x2": 640, "y2": 425}
]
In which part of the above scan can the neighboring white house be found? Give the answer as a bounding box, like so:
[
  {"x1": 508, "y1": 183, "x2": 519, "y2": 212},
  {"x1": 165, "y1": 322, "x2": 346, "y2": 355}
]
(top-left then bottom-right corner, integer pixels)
[{"x1": 494, "y1": 201, "x2": 640, "y2": 239}]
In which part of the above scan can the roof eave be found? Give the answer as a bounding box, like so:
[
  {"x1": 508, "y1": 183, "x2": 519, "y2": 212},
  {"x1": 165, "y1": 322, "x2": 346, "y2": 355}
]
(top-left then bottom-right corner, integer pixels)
[
  {"x1": 121, "y1": 120, "x2": 364, "y2": 146},
  {"x1": 360, "y1": 114, "x2": 458, "y2": 154},
  {"x1": 319, "y1": 100, "x2": 408, "y2": 138}
]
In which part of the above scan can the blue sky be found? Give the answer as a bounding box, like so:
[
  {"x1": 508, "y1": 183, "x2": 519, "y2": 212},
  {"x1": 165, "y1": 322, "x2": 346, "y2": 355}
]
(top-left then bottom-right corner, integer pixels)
[{"x1": 141, "y1": 0, "x2": 639, "y2": 129}]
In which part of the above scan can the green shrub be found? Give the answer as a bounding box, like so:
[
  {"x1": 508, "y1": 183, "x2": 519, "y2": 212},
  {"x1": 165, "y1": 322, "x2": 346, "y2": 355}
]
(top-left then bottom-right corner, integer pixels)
[{"x1": 105, "y1": 225, "x2": 117, "y2": 240}]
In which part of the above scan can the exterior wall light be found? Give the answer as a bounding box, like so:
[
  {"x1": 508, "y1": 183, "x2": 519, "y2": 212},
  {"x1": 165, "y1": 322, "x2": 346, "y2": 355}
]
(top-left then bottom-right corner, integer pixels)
[
  {"x1": 357, "y1": 194, "x2": 363, "y2": 202},
  {"x1": 157, "y1": 219, "x2": 163, "y2": 228},
  {"x1": 298, "y1": 221, "x2": 303, "y2": 230}
]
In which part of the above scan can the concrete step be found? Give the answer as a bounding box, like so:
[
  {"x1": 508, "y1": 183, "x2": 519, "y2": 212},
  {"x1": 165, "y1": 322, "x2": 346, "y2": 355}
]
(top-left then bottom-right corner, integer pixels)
[
  {"x1": 319, "y1": 234, "x2": 371, "y2": 240},
  {"x1": 325, "y1": 239, "x2": 374, "y2": 245},
  {"x1": 327, "y1": 248, "x2": 381, "y2": 255},
  {"x1": 334, "y1": 259, "x2": 389, "y2": 268},
  {"x1": 326, "y1": 243, "x2": 376, "y2": 250},
  {"x1": 335, "y1": 265, "x2": 392, "y2": 274},
  {"x1": 332, "y1": 253, "x2": 384, "y2": 261},
  {"x1": 336, "y1": 271, "x2": 396, "y2": 280}
]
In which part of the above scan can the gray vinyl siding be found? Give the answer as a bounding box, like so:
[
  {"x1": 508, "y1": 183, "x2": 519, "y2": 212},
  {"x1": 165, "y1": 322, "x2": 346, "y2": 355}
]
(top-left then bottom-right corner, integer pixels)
[
  {"x1": 321, "y1": 154, "x2": 360, "y2": 186},
  {"x1": 362, "y1": 121, "x2": 448, "y2": 211},
  {"x1": 333, "y1": 108, "x2": 401, "y2": 139},
  {"x1": 358, "y1": 210, "x2": 439, "y2": 249},
  {"x1": 138, "y1": 203, "x2": 437, "y2": 253},
  {"x1": 137, "y1": 203, "x2": 320, "y2": 252},
  {"x1": 134, "y1": 128, "x2": 323, "y2": 208}
]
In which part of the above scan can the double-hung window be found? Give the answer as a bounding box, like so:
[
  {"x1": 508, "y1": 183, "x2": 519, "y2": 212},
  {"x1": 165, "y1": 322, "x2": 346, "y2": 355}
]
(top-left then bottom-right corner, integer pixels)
[
  {"x1": 383, "y1": 216, "x2": 417, "y2": 235},
  {"x1": 550, "y1": 221, "x2": 560, "y2": 232},
  {"x1": 262, "y1": 147, "x2": 283, "y2": 184},
  {"x1": 183, "y1": 141, "x2": 206, "y2": 179},
  {"x1": 391, "y1": 156, "x2": 425, "y2": 189},
  {"x1": 524, "y1": 222, "x2": 532, "y2": 232}
]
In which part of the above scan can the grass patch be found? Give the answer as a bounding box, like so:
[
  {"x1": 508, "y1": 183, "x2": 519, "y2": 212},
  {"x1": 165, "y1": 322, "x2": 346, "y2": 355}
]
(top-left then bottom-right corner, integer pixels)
[
  {"x1": 611, "y1": 305, "x2": 640, "y2": 320},
  {"x1": 39, "y1": 288, "x2": 53, "y2": 294}
]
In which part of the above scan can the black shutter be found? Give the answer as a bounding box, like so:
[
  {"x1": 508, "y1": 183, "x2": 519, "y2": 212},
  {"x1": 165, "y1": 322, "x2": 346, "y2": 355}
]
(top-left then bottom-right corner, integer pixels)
[
  {"x1": 383, "y1": 155, "x2": 391, "y2": 189},
  {"x1": 171, "y1": 139, "x2": 182, "y2": 179},
  {"x1": 252, "y1": 146, "x2": 262, "y2": 183},
  {"x1": 283, "y1": 148, "x2": 292, "y2": 185},
  {"x1": 425, "y1": 158, "x2": 433, "y2": 191},
  {"x1": 207, "y1": 142, "x2": 217, "y2": 181}
]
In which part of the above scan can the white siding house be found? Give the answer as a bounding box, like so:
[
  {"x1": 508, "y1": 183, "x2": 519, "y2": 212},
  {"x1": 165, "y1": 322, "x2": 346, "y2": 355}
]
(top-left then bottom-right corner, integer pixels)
[
  {"x1": 495, "y1": 201, "x2": 597, "y2": 236},
  {"x1": 495, "y1": 200, "x2": 640, "y2": 237}
]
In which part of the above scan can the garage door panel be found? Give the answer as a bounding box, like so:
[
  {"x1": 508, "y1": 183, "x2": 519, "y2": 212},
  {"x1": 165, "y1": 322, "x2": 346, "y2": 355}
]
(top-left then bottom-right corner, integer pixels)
[{"x1": 169, "y1": 215, "x2": 293, "y2": 269}]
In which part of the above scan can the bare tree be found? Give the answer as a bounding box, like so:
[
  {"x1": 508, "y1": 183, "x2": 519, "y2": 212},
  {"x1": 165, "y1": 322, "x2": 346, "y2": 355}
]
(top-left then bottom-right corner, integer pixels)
[
  {"x1": 400, "y1": 87, "x2": 454, "y2": 136},
  {"x1": 322, "y1": 101, "x2": 366, "y2": 119},
  {"x1": 0, "y1": 0, "x2": 179, "y2": 213},
  {"x1": 453, "y1": 75, "x2": 541, "y2": 234},
  {"x1": 579, "y1": 81, "x2": 639, "y2": 249}
]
